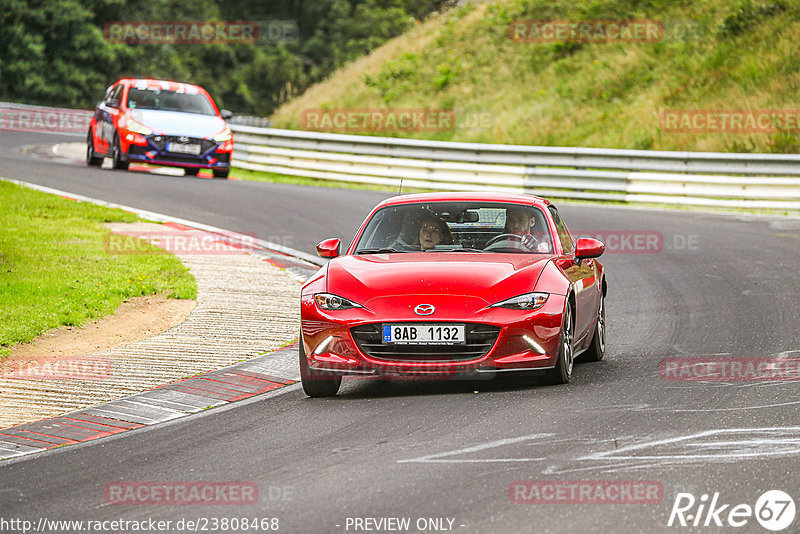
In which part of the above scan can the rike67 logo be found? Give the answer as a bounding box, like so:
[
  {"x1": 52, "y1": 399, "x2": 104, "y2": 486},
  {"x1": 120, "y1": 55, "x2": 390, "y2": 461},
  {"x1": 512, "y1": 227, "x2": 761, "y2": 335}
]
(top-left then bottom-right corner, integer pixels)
[{"x1": 668, "y1": 490, "x2": 795, "y2": 531}]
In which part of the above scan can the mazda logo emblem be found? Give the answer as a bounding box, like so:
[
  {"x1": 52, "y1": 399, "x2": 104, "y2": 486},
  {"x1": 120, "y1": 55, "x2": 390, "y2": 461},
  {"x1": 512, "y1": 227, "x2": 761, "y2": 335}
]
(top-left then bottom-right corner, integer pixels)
[
  {"x1": 179, "y1": 136, "x2": 189, "y2": 143},
  {"x1": 414, "y1": 304, "x2": 435, "y2": 316}
]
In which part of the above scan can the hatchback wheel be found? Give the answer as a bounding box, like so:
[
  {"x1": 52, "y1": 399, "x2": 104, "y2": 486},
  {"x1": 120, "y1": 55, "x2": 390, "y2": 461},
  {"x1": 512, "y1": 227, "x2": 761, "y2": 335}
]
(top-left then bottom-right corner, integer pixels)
[
  {"x1": 111, "y1": 135, "x2": 129, "y2": 170},
  {"x1": 86, "y1": 132, "x2": 103, "y2": 167}
]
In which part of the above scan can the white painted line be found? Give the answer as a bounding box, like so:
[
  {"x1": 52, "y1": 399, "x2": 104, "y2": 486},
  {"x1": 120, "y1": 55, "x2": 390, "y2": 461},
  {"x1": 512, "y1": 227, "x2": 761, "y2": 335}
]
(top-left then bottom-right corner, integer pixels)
[
  {"x1": 112, "y1": 399, "x2": 191, "y2": 420},
  {"x1": 398, "y1": 433, "x2": 553, "y2": 464},
  {"x1": 0, "y1": 442, "x2": 41, "y2": 453},
  {"x1": 83, "y1": 407, "x2": 160, "y2": 425},
  {"x1": 580, "y1": 427, "x2": 800, "y2": 461},
  {"x1": 131, "y1": 395, "x2": 207, "y2": 412}
]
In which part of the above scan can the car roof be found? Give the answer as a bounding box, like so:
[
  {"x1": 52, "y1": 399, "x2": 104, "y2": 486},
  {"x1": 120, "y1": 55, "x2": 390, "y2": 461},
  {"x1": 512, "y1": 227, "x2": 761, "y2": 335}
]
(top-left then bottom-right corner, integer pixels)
[{"x1": 377, "y1": 192, "x2": 551, "y2": 209}]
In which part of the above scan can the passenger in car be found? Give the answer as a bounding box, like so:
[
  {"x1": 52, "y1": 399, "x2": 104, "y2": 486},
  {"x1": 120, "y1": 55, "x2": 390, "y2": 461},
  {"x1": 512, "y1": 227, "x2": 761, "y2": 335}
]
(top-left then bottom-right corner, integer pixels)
[
  {"x1": 418, "y1": 215, "x2": 454, "y2": 250},
  {"x1": 389, "y1": 213, "x2": 453, "y2": 250}
]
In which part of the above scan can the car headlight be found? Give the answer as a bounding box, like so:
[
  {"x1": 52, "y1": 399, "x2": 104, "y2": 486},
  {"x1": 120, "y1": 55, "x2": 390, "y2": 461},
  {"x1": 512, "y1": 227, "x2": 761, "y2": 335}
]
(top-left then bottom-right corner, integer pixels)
[
  {"x1": 490, "y1": 292, "x2": 549, "y2": 310},
  {"x1": 314, "y1": 293, "x2": 363, "y2": 310},
  {"x1": 213, "y1": 128, "x2": 232, "y2": 142},
  {"x1": 126, "y1": 119, "x2": 152, "y2": 135}
]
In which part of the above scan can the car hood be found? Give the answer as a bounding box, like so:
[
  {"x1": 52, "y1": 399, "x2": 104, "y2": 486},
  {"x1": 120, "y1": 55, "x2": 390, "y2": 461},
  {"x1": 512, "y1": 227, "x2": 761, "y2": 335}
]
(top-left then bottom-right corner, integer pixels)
[
  {"x1": 326, "y1": 253, "x2": 554, "y2": 306},
  {"x1": 130, "y1": 109, "x2": 226, "y2": 137}
]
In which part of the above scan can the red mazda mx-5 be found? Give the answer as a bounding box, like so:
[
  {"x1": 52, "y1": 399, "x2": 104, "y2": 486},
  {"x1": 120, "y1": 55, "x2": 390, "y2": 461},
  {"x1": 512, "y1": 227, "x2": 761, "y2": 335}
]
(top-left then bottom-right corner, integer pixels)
[{"x1": 300, "y1": 192, "x2": 607, "y2": 397}]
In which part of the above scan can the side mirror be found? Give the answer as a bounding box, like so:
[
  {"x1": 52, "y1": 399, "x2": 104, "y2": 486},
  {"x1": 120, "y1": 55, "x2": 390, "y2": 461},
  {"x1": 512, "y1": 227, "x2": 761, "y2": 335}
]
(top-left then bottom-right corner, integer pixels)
[
  {"x1": 575, "y1": 237, "x2": 605, "y2": 259},
  {"x1": 221, "y1": 109, "x2": 233, "y2": 120},
  {"x1": 316, "y1": 238, "x2": 341, "y2": 258}
]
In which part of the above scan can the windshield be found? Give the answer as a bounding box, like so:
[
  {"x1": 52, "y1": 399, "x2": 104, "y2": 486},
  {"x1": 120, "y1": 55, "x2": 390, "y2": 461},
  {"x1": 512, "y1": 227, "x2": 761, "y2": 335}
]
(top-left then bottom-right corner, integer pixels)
[
  {"x1": 126, "y1": 87, "x2": 217, "y2": 116},
  {"x1": 353, "y1": 201, "x2": 554, "y2": 254}
]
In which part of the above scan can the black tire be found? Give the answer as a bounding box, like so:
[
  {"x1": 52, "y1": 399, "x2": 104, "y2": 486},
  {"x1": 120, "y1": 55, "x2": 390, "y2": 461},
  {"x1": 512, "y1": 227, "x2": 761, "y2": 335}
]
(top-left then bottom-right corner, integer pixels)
[
  {"x1": 299, "y1": 334, "x2": 341, "y2": 397},
  {"x1": 184, "y1": 168, "x2": 199, "y2": 176},
  {"x1": 111, "y1": 135, "x2": 129, "y2": 170},
  {"x1": 212, "y1": 168, "x2": 229, "y2": 179},
  {"x1": 545, "y1": 304, "x2": 574, "y2": 385},
  {"x1": 582, "y1": 293, "x2": 605, "y2": 362},
  {"x1": 86, "y1": 131, "x2": 103, "y2": 167}
]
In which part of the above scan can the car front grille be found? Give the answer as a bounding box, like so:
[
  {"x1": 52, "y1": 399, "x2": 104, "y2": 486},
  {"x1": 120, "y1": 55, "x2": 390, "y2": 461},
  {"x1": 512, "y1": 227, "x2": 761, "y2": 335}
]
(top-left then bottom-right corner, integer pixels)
[
  {"x1": 350, "y1": 323, "x2": 500, "y2": 362},
  {"x1": 148, "y1": 135, "x2": 217, "y2": 154}
]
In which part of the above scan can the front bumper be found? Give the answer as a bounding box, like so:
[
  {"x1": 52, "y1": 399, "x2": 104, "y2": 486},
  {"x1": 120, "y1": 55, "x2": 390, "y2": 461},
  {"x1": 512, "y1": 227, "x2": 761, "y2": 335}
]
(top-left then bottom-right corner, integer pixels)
[
  {"x1": 300, "y1": 294, "x2": 566, "y2": 377},
  {"x1": 124, "y1": 133, "x2": 231, "y2": 169}
]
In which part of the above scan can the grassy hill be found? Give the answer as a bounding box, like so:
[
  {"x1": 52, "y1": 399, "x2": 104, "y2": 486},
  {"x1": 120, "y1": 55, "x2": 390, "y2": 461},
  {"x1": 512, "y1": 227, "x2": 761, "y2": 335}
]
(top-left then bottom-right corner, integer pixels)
[{"x1": 269, "y1": 0, "x2": 799, "y2": 153}]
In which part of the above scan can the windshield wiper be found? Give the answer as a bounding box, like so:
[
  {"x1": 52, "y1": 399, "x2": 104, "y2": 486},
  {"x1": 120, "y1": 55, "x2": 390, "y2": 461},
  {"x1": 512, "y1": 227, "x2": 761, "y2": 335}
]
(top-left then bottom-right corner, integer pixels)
[
  {"x1": 436, "y1": 247, "x2": 488, "y2": 253},
  {"x1": 356, "y1": 247, "x2": 407, "y2": 254}
]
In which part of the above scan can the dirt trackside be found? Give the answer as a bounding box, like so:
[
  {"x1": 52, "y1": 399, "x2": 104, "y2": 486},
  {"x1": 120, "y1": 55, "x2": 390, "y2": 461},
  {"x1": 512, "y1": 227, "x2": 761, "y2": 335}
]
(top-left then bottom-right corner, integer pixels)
[{"x1": 3, "y1": 295, "x2": 196, "y2": 364}]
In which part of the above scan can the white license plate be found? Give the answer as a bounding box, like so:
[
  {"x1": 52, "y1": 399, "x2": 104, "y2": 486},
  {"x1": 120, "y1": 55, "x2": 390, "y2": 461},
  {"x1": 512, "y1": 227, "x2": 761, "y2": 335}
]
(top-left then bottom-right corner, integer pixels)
[
  {"x1": 167, "y1": 142, "x2": 201, "y2": 155},
  {"x1": 382, "y1": 324, "x2": 465, "y2": 344}
]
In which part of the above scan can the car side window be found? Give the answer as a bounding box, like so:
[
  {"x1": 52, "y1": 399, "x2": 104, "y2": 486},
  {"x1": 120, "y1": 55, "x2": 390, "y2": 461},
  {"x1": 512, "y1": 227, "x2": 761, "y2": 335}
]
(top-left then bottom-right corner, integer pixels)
[
  {"x1": 548, "y1": 206, "x2": 574, "y2": 254},
  {"x1": 105, "y1": 85, "x2": 123, "y2": 107}
]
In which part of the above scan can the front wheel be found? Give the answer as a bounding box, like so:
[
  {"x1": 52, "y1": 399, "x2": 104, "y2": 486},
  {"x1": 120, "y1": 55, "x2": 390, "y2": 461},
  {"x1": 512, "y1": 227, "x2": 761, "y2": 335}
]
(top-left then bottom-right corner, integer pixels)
[
  {"x1": 544, "y1": 305, "x2": 574, "y2": 385},
  {"x1": 86, "y1": 131, "x2": 103, "y2": 167},
  {"x1": 299, "y1": 335, "x2": 341, "y2": 397},
  {"x1": 212, "y1": 168, "x2": 229, "y2": 179},
  {"x1": 111, "y1": 135, "x2": 129, "y2": 170},
  {"x1": 582, "y1": 293, "x2": 605, "y2": 362}
]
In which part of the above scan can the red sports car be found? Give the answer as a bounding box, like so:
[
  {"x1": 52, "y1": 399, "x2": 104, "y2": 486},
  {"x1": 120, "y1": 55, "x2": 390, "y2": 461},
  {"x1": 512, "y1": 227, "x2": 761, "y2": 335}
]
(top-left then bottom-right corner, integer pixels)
[
  {"x1": 300, "y1": 192, "x2": 606, "y2": 397},
  {"x1": 87, "y1": 78, "x2": 233, "y2": 178}
]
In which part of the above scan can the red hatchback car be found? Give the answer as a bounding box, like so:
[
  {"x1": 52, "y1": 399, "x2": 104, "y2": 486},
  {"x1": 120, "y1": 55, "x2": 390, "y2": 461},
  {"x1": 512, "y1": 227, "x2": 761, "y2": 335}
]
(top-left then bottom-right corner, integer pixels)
[
  {"x1": 87, "y1": 78, "x2": 233, "y2": 178},
  {"x1": 300, "y1": 192, "x2": 607, "y2": 397}
]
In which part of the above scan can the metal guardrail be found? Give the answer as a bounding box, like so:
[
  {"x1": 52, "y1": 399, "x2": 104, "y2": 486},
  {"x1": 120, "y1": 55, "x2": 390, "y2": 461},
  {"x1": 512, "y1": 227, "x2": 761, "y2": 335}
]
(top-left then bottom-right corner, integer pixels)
[
  {"x1": 230, "y1": 124, "x2": 800, "y2": 209},
  {"x1": 228, "y1": 115, "x2": 272, "y2": 128},
  {"x1": 3, "y1": 99, "x2": 796, "y2": 209}
]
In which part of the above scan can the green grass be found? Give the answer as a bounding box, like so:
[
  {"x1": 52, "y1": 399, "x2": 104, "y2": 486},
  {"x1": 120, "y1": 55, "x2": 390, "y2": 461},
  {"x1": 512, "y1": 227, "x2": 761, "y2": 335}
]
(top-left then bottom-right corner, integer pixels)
[
  {"x1": 0, "y1": 181, "x2": 196, "y2": 358},
  {"x1": 269, "y1": 0, "x2": 800, "y2": 153}
]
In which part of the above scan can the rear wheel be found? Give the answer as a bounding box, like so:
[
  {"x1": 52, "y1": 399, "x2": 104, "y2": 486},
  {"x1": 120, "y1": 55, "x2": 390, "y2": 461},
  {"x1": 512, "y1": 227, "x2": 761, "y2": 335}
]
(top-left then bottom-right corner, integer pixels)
[
  {"x1": 184, "y1": 168, "x2": 199, "y2": 176},
  {"x1": 212, "y1": 168, "x2": 229, "y2": 179},
  {"x1": 582, "y1": 293, "x2": 605, "y2": 362},
  {"x1": 111, "y1": 135, "x2": 129, "y2": 170},
  {"x1": 86, "y1": 131, "x2": 103, "y2": 167},
  {"x1": 299, "y1": 334, "x2": 341, "y2": 397},
  {"x1": 545, "y1": 305, "x2": 574, "y2": 385}
]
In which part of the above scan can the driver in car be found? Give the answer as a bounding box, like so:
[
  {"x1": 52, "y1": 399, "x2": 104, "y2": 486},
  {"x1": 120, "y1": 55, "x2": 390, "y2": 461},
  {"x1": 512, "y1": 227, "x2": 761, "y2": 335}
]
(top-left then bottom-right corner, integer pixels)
[
  {"x1": 493, "y1": 207, "x2": 545, "y2": 252},
  {"x1": 505, "y1": 207, "x2": 535, "y2": 236}
]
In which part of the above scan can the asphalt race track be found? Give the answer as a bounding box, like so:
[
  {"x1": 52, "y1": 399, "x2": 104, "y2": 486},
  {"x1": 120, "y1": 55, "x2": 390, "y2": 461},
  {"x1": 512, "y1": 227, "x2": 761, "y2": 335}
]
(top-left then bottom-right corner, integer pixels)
[{"x1": 1, "y1": 130, "x2": 800, "y2": 533}]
